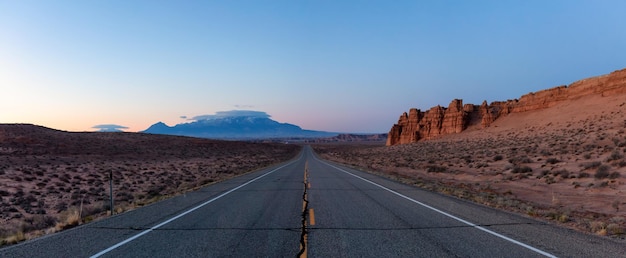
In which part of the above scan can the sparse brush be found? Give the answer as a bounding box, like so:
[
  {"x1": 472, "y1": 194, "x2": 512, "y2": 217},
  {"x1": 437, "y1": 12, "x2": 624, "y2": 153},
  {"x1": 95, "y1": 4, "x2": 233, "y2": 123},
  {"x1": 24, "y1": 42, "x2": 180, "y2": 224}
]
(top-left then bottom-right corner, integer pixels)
[
  {"x1": 1, "y1": 230, "x2": 25, "y2": 246},
  {"x1": 510, "y1": 156, "x2": 532, "y2": 164},
  {"x1": 426, "y1": 165, "x2": 447, "y2": 173},
  {"x1": 55, "y1": 208, "x2": 80, "y2": 231},
  {"x1": 583, "y1": 161, "x2": 601, "y2": 170},
  {"x1": 546, "y1": 158, "x2": 560, "y2": 164},
  {"x1": 594, "y1": 165, "x2": 611, "y2": 179},
  {"x1": 553, "y1": 169, "x2": 569, "y2": 178},
  {"x1": 511, "y1": 166, "x2": 532, "y2": 174},
  {"x1": 590, "y1": 221, "x2": 606, "y2": 232},
  {"x1": 607, "y1": 150, "x2": 624, "y2": 162},
  {"x1": 607, "y1": 224, "x2": 624, "y2": 235}
]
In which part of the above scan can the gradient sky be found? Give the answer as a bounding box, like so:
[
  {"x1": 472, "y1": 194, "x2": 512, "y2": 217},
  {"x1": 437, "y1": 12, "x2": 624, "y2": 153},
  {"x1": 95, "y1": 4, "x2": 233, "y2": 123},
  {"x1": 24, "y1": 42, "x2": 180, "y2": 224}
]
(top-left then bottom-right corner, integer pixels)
[{"x1": 1, "y1": 1, "x2": 625, "y2": 133}]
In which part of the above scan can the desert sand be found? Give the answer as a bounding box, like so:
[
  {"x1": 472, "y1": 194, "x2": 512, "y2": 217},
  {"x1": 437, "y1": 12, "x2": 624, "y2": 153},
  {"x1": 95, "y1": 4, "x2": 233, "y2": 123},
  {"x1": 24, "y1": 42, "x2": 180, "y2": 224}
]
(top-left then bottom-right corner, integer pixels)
[{"x1": 0, "y1": 125, "x2": 300, "y2": 246}]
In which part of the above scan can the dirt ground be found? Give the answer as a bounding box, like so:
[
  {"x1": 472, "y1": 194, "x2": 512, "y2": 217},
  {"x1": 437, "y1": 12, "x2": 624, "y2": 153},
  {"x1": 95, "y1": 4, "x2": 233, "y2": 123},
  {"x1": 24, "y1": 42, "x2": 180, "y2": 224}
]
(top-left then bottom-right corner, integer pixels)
[
  {"x1": 313, "y1": 93, "x2": 626, "y2": 240},
  {"x1": 0, "y1": 125, "x2": 300, "y2": 246}
]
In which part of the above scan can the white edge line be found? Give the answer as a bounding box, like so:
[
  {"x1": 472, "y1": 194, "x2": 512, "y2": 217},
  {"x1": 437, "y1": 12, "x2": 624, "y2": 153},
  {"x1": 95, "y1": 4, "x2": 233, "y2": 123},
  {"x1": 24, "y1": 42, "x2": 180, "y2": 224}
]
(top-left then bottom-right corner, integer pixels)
[
  {"x1": 90, "y1": 156, "x2": 301, "y2": 258},
  {"x1": 314, "y1": 156, "x2": 557, "y2": 258}
]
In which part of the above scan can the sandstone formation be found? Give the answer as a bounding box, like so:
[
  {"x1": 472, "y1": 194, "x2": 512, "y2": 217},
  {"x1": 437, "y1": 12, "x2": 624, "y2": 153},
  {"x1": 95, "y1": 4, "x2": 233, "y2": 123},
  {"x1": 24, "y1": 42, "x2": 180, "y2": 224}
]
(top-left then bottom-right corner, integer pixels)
[{"x1": 387, "y1": 68, "x2": 626, "y2": 146}]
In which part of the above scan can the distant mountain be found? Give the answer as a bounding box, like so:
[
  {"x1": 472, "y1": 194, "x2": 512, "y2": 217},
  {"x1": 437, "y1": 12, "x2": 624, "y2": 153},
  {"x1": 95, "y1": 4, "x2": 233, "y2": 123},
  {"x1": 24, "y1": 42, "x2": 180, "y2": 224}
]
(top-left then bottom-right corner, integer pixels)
[{"x1": 142, "y1": 111, "x2": 338, "y2": 139}]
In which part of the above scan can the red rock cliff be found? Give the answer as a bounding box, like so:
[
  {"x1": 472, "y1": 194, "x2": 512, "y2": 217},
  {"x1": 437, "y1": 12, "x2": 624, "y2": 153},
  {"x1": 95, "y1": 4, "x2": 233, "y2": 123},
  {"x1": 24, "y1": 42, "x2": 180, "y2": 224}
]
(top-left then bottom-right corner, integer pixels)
[{"x1": 387, "y1": 68, "x2": 626, "y2": 146}]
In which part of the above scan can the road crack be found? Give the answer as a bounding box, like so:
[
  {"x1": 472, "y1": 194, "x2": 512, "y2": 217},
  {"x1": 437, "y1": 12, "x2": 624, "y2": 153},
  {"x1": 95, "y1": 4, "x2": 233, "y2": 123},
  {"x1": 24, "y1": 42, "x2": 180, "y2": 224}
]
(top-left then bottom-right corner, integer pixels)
[{"x1": 298, "y1": 162, "x2": 310, "y2": 257}]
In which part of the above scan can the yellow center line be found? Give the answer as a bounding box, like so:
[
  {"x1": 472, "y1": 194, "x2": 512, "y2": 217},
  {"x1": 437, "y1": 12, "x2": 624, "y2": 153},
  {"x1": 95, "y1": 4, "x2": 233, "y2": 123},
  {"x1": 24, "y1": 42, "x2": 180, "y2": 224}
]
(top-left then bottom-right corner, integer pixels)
[
  {"x1": 299, "y1": 160, "x2": 310, "y2": 258},
  {"x1": 309, "y1": 209, "x2": 315, "y2": 226}
]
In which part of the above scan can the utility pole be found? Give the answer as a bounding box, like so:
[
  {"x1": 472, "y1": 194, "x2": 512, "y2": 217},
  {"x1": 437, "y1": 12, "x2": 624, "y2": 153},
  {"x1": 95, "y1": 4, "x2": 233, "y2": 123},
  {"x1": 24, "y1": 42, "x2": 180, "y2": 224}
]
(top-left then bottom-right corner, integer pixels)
[{"x1": 109, "y1": 170, "x2": 114, "y2": 216}]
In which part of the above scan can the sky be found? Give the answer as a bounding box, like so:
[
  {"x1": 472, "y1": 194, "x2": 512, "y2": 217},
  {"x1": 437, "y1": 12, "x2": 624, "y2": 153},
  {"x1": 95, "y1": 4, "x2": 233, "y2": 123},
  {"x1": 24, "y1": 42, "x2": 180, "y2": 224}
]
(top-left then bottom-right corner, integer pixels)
[{"x1": 1, "y1": 1, "x2": 625, "y2": 134}]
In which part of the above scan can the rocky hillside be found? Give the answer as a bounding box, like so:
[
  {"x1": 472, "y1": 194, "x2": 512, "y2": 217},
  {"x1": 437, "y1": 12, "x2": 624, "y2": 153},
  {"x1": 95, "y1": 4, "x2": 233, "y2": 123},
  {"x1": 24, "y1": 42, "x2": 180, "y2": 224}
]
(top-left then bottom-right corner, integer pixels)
[{"x1": 387, "y1": 68, "x2": 626, "y2": 145}]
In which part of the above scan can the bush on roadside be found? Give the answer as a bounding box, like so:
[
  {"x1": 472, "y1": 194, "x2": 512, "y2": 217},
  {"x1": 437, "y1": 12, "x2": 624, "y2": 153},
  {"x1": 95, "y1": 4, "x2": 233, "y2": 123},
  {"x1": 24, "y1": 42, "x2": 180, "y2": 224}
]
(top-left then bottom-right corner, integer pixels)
[
  {"x1": 594, "y1": 165, "x2": 611, "y2": 179},
  {"x1": 426, "y1": 165, "x2": 448, "y2": 173},
  {"x1": 511, "y1": 166, "x2": 532, "y2": 174}
]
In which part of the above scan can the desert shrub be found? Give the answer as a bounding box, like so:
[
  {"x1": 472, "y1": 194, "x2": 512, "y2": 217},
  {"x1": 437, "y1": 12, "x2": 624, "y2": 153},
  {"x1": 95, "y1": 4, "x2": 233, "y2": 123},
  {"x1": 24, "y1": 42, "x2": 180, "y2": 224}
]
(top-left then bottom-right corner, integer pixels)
[
  {"x1": 578, "y1": 172, "x2": 590, "y2": 178},
  {"x1": 115, "y1": 191, "x2": 134, "y2": 202},
  {"x1": 512, "y1": 166, "x2": 533, "y2": 174},
  {"x1": 607, "y1": 224, "x2": 624, "y2": 235},
  {"x1": 427, "y1": 165, "x2": 447, "y2": 173},
  {"x1": 508, "y1": 156, "x2": 532, "y2": 164},
  {"x1": 607, "y1": 151, "x2": 624, "y2": 162},
  {"x1": 81, "y1": 204, "x2": 105, "y2": 218},
  {"x1": 583, "y1": 161, "x2": 601, "y2": 170},
  {"x1": 55, "y1": 201, "x2": 68, "y2": 212},
  {"x1": 546, "y1": 158, "x2": 560, "y2": 164},
  {"x1": 493, "y1": 155, "x2": 503, "y2": 161},
  {"x1": 540, "y1": 149, "x2": 553, "y2": 156},
  {"x1": 583, "y1": 153, "x2": 592, "y2": 159},
  {"x1": 475, "y1": 163, "x2": 488, "y2": 168},
  {"x1": 0, "y1": 190, "x2": 9, "y2": 197},
  {"x1": 553, "y1": 169, "x2": 569, "y2": 178},
  {"x1": 146, "y1": 185, "x2": 165, "y2": 198},
  {"x1": 609, "y1": 172, "x2": 621, "y2": 179},
  {"x1": 594, "y1": 165, "x2": 611, "y2": 179},
  {"x1": 583, "y1": 144, "x2": 597, "y2": 151},
  {"x1": 22, "y1": 215, "x2": 57, "y2": 232}
]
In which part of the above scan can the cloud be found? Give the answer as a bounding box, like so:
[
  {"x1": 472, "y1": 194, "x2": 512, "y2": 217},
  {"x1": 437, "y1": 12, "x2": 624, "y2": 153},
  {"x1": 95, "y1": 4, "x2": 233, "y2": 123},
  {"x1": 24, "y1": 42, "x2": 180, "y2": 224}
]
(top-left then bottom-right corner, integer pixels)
[
  {"x1": 234, "y1": 104, "x2": 255, "y2": 109},
  {"x1": 180, "y1": 116, "x2": 187, "y2": 119},
  {"x1": 92, "y1": 124, "x2": 129, "y2": 132},
  {"x1": 191, "y1": 110, "x2": 270, "y2": 121}
]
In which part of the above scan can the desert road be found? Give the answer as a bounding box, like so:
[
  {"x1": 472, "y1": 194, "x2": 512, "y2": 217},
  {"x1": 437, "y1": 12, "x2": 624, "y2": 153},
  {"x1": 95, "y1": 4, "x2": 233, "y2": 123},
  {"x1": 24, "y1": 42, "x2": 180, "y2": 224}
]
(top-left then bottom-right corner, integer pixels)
[{"x1": 1, "y1": 146, "x2": 624, "y2": 257}]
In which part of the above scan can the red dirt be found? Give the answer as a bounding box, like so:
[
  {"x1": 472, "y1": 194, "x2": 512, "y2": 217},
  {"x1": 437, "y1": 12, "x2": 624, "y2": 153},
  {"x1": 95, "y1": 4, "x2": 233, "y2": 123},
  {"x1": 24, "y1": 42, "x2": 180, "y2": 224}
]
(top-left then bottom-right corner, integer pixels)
[
  {"x1": 313, "y1": 93, "x2": 626, "y2": 240},
  {"x1": 0, "y1": 124, "x2": 300, "y2": 245}
]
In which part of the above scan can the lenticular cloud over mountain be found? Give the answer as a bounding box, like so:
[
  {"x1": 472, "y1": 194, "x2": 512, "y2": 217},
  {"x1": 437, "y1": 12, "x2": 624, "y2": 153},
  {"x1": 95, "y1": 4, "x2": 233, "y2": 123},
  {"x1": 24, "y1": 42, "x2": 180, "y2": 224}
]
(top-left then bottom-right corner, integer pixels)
[
  {"x1": 190, "y1": 110, "x2": 271, "y2": 121},
  {"x1": 92, "y1": 124, "x2": 129, "y2": 132},
  {"x1": 143, "y1": 110, "x2": 336, "y2": 139}
]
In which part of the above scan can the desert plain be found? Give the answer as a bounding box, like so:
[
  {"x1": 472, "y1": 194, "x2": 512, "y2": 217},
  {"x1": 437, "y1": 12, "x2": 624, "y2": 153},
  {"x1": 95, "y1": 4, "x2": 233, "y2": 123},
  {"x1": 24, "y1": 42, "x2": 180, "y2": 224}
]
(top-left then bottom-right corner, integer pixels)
[
  {"x1": 2, "y1": 72, "x2": 626, "y2": 247},
  {"x1": 0, "y1": 126, "x2": 300, "y2": 245},
  {"x1": 313, "y1": 92, "x2": 626, "y2": 239}
]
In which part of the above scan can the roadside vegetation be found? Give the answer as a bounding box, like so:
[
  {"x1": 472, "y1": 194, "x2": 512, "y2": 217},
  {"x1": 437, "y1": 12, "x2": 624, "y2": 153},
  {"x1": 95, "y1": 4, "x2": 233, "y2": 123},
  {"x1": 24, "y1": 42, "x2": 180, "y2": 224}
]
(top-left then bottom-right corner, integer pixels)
[
  {"x1": 312, "y1": 109, "x2": 626, "y2": 240},
  {"x1": 0, "y1": 124, "x2": 300, "y2": 246}
]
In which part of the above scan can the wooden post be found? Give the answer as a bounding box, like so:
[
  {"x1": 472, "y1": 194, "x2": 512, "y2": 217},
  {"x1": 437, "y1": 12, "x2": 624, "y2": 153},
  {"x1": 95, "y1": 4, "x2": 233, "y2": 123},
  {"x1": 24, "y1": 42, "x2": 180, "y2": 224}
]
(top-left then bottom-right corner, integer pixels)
[{"x1": 109, "y1": 170, "x2": 114, "y2": 216}]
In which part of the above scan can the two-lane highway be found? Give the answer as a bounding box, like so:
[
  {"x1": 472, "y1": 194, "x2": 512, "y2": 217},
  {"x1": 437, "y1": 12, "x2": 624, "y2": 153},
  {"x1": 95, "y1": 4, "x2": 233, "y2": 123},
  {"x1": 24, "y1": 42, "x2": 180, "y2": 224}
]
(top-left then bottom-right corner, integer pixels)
[{"x1": 1, "y1": 146, "x2": 624, "y2": 257}]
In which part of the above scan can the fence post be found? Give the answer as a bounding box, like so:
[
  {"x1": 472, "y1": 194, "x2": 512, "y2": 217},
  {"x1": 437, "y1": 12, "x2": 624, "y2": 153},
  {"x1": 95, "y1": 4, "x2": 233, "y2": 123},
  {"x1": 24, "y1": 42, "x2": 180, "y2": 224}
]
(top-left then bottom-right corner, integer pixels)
[{"x1": 109, "y1": 170, "x2": 114, "y2": 216}]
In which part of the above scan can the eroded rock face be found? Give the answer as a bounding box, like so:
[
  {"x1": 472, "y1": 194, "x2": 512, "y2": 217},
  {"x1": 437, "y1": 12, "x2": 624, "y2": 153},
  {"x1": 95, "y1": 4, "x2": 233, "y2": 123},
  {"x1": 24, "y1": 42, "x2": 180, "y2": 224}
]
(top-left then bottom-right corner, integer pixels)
[{"x1": 387, "y1": 68, "x2": 626, "y2": 146}]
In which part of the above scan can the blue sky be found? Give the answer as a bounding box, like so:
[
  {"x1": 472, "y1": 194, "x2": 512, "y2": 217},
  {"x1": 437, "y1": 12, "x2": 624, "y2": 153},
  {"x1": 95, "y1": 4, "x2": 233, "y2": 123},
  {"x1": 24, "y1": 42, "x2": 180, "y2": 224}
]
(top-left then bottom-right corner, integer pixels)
[{"x1": 1, "y1": 1, "x2": 625, "y2": 133}]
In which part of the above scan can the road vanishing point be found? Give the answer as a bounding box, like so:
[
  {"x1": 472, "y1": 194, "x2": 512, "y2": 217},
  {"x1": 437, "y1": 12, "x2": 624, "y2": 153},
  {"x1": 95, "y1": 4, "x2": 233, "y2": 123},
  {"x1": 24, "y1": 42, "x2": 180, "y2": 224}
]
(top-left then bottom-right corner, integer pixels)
[{"x1": 1, "y1": 146, "x2": 624, "y2": 257}]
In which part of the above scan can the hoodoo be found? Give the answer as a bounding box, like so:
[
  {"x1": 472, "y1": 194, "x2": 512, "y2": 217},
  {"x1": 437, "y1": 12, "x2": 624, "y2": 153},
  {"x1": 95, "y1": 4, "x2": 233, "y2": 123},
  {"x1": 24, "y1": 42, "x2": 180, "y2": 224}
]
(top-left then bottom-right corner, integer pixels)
[{"x1": 387, "y1": 68, "x2": 626, "y2": 146}]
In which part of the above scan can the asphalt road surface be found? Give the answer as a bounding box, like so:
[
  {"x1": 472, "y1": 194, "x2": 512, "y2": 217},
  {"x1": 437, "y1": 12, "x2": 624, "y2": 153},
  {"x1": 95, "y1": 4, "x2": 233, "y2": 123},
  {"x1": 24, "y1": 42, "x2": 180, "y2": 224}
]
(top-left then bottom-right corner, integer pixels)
[{"x1": 1, "y1": 146, "x2": 624, "y2": 257}]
